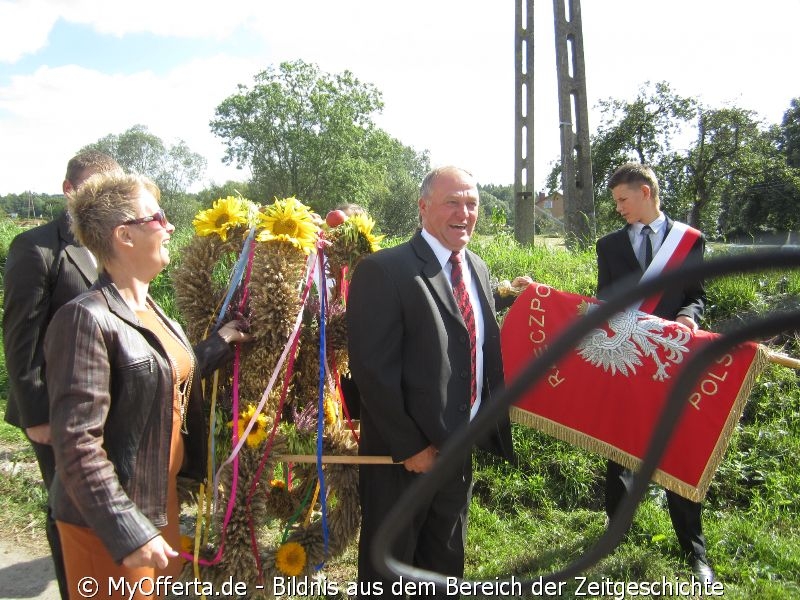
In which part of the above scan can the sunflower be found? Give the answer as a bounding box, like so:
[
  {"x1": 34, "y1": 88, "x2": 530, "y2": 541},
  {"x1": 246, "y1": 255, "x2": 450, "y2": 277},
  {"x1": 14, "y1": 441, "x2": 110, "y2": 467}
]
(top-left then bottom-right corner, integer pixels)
[
  {"x1": 192, "y1": 196, "x2": 252, "y2": 241},
  {"x1": 323, "y1": 393, "x2": 338, "y2": 427},
  {"x1": 229, "y1": 404, "x2": 269, "y2": 448},
  {"x1": 269, "y1": 478, "x2": 286, "y2": 490},
  {"x1": 349, "y1": 213, "x2": 384, "y2": 252},
  {"x1": 256, "y1": 197, "x2": 319, "y2": 254},
  {"x1": 275, "y1": 541, "x2": 307, "y2": 576}
]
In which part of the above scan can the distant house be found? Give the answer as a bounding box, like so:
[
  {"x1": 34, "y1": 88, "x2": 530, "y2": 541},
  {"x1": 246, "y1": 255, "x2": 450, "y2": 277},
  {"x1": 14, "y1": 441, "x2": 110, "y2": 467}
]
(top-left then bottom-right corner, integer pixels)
[{"x1": 535, "y1": 191, "x2": 564, "y2": 220}]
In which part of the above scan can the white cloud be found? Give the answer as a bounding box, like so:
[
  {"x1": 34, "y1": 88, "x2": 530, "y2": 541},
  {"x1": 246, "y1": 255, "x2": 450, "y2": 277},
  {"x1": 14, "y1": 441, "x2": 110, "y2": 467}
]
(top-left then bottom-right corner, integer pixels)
[
  {"x1": 0, "y1": 57, "x2": 258, "y2": 194},
  {"x1": 0, "y1": 0, "x2": 58, "y2": 63},
  {"x1": 580, "y1": 1, "x2": 796, "y2": 126},
  {"x1": 60, "y1": 0, "x2": 261, "y2": 39},
  {"x1": 243, "y1": 1, "x2": 519, "y2": 185}
]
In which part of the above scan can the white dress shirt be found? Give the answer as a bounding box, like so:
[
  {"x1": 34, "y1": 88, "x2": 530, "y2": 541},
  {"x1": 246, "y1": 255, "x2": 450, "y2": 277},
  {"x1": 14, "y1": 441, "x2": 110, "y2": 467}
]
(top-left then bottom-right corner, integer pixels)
[{"x1": 421, "y1": 229, "x2": 485, "y2": 420}]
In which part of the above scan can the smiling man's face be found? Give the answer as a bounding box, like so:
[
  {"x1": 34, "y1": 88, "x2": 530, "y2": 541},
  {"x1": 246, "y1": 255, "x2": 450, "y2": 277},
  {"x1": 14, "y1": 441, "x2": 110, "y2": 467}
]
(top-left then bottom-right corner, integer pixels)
[{"x1": 419, "y1": 168, "x2": 479, "y2": 252}]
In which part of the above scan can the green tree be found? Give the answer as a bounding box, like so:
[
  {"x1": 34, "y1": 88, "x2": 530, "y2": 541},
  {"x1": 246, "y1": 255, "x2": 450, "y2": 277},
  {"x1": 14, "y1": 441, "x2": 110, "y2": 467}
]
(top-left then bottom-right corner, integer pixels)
[
  {"x1": 549, "y1": 83, "x2": 795, "y2": 237},
  {"x1": 210, "y1": 60, "x2": 431, "y2": 236},
  {"x1": 0, "y1": 192, "x2": 64, "y2": 221},
  {"x1": 728, "y1": 171, "x2": 800, "y2": 238},
  {"x1": 549, "y1": 82, "x2": 697, "y2": 234},
  {"x1": 82, "y1": 124, "x2": 206, "y2": 196},
  {"x1": 479, "y1": 183, "x2": 514, "y2": 227},
  {"x1": 211, "y1": 60, "x2": 386, "y2": 213},
  {"x1": 677, "y1": 107, "x2": 776, "y2": 232},
  {"x1": 160, "y1": 140, "x2": 208, "y2": 198},
  {"x1": 779, "y1": 97, "x2": 800, "y2": 168},
  {"x1": 473, "y1": 189, "x2": 501, "y2": 236},
  {"x1": 718, "y1": 116, "x2": 800, "y2": 240},
  {"x1": 367, "y1": 131, "x2": 430, "y2": 237},
  {"x1": 81, "y1": 124, "x2": 207, "y2": 229},
  {"x1": 593, "y1": 81, "x2": 696, "y2": 170},
  {"x1": 195, "y1": 181, "x2": 254, "y2": 209},
  {"x1": 0, "y1": 193, "x2": 31, "y2": 217}
]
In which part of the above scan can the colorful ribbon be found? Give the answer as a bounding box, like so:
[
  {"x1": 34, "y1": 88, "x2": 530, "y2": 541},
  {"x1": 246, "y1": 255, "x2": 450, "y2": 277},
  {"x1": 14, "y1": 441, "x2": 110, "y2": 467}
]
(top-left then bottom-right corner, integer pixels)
[
  {"x1": 213, "y1": 227, "x2": 256, "y2": 332},
  {"x1": 315, "y1": 247, "x2": 330, "y2": 567}
]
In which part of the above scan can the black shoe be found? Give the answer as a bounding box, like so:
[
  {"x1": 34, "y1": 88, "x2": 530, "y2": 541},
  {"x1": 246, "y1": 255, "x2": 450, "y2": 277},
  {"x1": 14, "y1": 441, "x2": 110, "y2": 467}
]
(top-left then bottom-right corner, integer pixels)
[{"x1": 691, "y1": 557, "x2": 716, "y2": 583}]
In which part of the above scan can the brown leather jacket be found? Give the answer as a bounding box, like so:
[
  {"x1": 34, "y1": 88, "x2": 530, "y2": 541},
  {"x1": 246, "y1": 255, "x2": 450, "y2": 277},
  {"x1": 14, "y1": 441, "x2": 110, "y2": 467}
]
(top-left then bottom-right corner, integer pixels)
[{"x1": 44, "y1": 272, "x2": 232, "y2": 563}]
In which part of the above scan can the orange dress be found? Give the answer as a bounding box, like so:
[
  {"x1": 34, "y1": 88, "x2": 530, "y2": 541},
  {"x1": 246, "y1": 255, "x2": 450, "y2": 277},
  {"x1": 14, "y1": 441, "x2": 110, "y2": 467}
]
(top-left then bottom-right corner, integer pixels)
[{"x1": 57, "y1": 306, "x2": 192, "y2": 599}]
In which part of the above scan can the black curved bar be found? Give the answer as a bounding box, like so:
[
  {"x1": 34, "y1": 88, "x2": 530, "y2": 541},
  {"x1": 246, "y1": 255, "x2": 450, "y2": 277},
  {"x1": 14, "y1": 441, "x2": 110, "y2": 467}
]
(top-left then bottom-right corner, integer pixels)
[{"x1": 371, "y1": 249, "x2": 800, "y2": 593}]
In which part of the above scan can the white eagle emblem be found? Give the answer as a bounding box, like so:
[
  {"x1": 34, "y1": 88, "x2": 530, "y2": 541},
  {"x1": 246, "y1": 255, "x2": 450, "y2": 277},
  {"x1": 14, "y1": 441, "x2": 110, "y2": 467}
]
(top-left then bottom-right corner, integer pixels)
[{"x1": 576, "y1": 303, "x2": 691, "y2": 382}]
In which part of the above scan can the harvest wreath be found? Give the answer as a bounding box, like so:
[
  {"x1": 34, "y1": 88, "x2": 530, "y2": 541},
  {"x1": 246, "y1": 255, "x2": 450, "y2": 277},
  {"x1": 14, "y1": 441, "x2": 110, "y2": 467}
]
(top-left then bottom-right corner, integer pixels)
[{"x1": 171, "y1": 195, "x2": 381, "y2": 596}]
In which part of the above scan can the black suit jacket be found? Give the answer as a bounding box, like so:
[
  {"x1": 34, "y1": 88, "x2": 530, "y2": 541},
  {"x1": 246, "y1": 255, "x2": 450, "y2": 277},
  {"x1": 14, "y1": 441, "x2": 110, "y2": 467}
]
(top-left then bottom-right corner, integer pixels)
[
  {"x1": 346, "y1": 231, "x2": 514, "y2": 463},
  {"x1": 3, "y1": 212, "x2": 97, "y2": 429},
  {"x1": 596, "y1": 217, "x2": 705, "y2": 322}
]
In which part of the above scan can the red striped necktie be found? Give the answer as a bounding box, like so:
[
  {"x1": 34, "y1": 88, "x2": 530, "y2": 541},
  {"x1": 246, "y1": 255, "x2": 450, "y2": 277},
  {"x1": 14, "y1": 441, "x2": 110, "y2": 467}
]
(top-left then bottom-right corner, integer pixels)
[{"x1": 450, "y1": 251, "x2": 477, "y2": 406}]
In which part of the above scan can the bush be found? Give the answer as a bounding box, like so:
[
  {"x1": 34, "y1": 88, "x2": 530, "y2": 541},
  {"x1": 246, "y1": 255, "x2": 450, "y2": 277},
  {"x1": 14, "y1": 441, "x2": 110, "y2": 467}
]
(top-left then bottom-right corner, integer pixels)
[{"x1": 0, "y1": 219, "x2": 24, "y2": 271}]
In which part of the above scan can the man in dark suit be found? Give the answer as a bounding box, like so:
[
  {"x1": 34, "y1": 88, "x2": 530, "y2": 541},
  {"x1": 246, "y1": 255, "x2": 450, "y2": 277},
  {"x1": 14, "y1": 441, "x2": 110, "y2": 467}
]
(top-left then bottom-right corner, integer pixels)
[
  {"x1": 3, "y1": 151, "x2": 122, "y2": 599},
  {"x1": 347, "y1": 166, "x2": 529, "y2": 598},
  {"x1": 596, "y1": 162, "x2": 713, "y2": 583}
]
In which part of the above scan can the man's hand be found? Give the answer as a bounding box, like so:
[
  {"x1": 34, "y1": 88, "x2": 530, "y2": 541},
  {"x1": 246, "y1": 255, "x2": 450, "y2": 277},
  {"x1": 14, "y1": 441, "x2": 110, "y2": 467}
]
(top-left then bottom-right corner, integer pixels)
[
  {"x1": 26, "y1": 423, "x2": 51, "y2": 445},
  {"x1": 675, "y1": 315, "x2": 699, "y2": 332},
  {"x1": 497, "y1": 276, "x2": 534, "y2": 297},
  {"x1": 510, "y1": 275, "x2": 534, "y2": 290},
  {"x1": 122, "y1": 535, "x2": 178, "y2": 569},
  {"x1": 402, "y1": 445, "x2": 438, "y2": 473}
]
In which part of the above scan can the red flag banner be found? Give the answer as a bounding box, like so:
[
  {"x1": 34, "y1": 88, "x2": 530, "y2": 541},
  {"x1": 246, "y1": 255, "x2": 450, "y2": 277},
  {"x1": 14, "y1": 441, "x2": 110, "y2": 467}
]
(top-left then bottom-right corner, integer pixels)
[{"x1": 501, "y1": 283, "x2": 769, "y2": 501}]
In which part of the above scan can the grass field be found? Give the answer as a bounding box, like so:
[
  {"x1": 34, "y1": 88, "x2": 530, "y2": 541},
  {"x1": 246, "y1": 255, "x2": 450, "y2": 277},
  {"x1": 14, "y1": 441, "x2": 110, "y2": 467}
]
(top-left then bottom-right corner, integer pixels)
[{"x1": 0, "y1": 224, "x2": 798, "y2": 598}]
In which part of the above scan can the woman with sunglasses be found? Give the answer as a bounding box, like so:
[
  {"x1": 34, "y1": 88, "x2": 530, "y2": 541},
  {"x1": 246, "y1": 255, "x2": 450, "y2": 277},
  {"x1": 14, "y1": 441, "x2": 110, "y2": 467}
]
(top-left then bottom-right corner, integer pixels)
[{"x1": 43, "y1": 172, "x2": 249, "y2": 597}]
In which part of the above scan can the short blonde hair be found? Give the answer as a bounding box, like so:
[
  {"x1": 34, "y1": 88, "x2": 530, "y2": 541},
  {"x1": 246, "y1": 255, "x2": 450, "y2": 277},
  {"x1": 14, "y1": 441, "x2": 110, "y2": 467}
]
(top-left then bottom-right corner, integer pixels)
[{"x1": 69, "y1": 172, "x2": 161, "y2": 266}]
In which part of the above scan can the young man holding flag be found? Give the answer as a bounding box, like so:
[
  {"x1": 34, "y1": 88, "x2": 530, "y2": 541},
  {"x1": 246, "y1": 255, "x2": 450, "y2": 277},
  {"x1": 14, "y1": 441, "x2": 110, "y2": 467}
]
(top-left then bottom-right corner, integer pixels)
[{"x1": 596, "y1": 162, "x2": 714, "y2": 583}]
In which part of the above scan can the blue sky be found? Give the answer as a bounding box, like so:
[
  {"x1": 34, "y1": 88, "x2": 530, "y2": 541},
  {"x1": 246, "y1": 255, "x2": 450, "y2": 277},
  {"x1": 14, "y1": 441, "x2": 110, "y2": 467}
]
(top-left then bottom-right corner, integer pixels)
[
  {"x1": 4, "y1": 22, "x2": 218, "y2": 80},
  {"x1": 0, "y1": 1, "x2": 798, "y2": 196}
]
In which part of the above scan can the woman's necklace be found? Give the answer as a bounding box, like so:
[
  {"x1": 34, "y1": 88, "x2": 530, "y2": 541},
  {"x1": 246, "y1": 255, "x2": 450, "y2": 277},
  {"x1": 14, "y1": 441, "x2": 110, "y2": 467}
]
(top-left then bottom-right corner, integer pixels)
[{"x1": 146, "y1": 301, "x2": 196, "y2": 433}]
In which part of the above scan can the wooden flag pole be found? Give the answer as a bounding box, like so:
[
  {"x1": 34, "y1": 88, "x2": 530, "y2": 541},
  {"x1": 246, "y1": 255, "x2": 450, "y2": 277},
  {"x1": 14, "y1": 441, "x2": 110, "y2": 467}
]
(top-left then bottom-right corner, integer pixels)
[
  {"x1": 768, "y1": 351, "x2": 800, "y2": 370},
  {"x1": 275, "y1": 454, "x2": 396, "y2": 465}
]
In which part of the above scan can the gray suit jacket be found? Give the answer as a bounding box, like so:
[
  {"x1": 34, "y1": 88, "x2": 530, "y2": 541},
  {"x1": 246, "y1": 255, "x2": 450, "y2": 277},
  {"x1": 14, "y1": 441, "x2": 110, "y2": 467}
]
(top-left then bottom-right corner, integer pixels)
[
  {"x1": 346, "y1": 231, "x2": 514, "y2": 463},
  {"x1": 3, "y1": 212, "x2": 97, "y2": 429}
]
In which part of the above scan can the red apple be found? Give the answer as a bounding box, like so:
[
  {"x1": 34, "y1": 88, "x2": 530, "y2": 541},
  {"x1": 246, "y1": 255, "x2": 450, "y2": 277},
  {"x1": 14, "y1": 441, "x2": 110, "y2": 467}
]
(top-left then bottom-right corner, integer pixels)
[{"x1": 325, "y1": 209, "x2": 347, "y2": 227}]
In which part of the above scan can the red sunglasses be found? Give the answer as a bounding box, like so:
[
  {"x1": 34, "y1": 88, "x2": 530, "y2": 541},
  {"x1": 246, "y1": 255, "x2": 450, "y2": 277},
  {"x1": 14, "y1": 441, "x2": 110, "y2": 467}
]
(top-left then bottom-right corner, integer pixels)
[{"x1": 122, "y1": 209, "x2": 169, "y2": 228}]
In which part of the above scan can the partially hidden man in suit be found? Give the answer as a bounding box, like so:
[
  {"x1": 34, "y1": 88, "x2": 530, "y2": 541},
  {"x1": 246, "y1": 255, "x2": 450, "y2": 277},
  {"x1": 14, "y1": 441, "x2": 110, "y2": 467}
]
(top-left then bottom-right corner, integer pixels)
[
  {"x1": 596, "y1": 162, "x2": 714, "y2": 583},
  {"x1": 347, "y1": 166, "x2": 531, "y2": 598},
  {"x1": 3, "y1": 151, "x2": 122, "y2": 599}
]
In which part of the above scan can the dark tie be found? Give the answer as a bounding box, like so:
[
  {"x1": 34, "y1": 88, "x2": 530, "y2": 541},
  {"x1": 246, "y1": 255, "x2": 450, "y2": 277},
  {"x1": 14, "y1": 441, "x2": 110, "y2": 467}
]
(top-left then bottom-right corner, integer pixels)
[
  {"x1": 641, "y1": 225, "x2": 653, "y2": 269},
  {"x1": 450, "y1": 252, "x2": 477, "y2": 406}
]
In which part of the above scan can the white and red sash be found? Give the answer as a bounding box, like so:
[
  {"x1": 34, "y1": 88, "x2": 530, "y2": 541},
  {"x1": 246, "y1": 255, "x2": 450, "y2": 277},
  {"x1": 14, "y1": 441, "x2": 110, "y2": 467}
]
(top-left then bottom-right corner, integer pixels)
[{"x1": 634, "y1": 221, "x2": 702, "y2": 314}]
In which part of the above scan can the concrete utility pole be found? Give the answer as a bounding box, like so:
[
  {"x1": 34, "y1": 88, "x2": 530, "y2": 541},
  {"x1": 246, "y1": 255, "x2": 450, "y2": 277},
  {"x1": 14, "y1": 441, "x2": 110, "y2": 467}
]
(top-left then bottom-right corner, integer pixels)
[
  {"x1": 26, "y1": 192, "x2": 35, "y2": 219},
  {"x1": 514, "y1": 0, "x2": 536, "y2": 245},
  {"x1": 553, "y1": 0, "x2": 595, "y2": 248}
]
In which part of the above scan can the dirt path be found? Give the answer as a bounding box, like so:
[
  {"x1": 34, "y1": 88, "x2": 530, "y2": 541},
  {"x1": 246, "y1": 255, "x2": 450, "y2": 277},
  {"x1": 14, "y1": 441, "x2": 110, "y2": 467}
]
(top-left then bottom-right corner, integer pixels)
[
  {"x1": 0, "y1": 439, "x2": 60, "y2": 599},
  {"x1": 0, "y1": 538, "x2": 59, "y2": 600}
]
